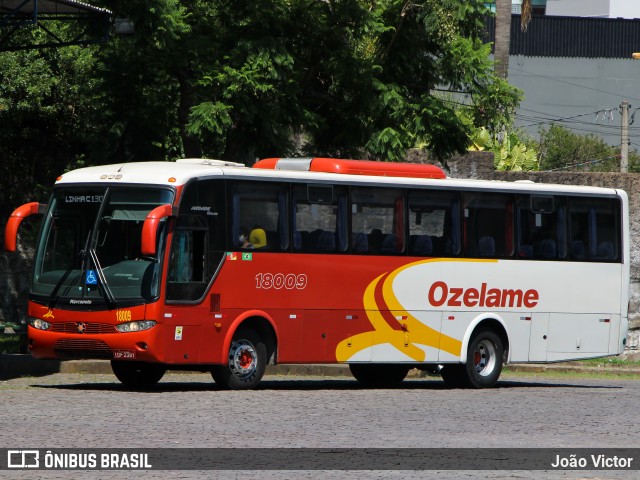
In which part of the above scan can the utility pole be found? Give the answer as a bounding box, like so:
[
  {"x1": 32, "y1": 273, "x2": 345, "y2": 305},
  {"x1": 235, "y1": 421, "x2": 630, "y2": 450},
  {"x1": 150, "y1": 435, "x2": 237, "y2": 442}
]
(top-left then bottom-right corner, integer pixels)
[{"x1": 620, "y1": 101, "x2": 629, "y2": 173}]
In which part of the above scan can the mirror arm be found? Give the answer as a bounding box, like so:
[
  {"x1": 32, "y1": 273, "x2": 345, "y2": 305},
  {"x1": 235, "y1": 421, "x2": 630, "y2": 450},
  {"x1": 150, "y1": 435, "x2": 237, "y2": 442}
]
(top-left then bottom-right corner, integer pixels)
[{"x1": 141, "y1": 204, "x2": 174, "y2": 256}]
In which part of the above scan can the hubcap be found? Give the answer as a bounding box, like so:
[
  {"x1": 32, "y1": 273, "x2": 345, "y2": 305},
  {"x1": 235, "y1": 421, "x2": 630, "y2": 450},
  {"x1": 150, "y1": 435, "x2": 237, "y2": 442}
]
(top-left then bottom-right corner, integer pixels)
[
  {"x1": 229, "y1": 340, "x2": 257, "y2": 378},
  {"x1": 473, "y1": 339, "x2": 497, "y2": 377}
]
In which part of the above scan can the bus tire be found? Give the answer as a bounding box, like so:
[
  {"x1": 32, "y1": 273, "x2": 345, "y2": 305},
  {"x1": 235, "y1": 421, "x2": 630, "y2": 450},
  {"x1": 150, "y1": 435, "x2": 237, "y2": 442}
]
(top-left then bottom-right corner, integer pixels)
[
  {"x1": 440, "y1": 365, "x2": 469, "y2": 388},
  {"x1": 349, "y1": 364, "x2": 409, "y2": 387},
  {"x1": 111, "y1": 361, "x2": 166, "y2": 388},
  {"x1": 211, "y1": 328, "x2": 266, "y2": 390},
  {"x1": 463, "y1": 329, "x2": 504, "y2": 389}
]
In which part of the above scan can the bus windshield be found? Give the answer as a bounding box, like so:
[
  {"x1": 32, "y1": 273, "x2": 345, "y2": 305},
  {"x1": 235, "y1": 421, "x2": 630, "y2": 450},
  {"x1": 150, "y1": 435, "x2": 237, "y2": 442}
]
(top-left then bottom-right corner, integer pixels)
[{"x1": 33, "y1": 186, "x2": 174, "y2": 307}]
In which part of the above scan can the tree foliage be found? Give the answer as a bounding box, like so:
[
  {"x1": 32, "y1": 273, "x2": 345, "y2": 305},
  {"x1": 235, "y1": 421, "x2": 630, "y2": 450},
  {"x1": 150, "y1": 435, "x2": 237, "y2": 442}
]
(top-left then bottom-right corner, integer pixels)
[
  {"x1": 0, "y1": 31, "x2": 99, "y2": 213},
  {"x1": 470, "y1": 127, "x2": 539, "y2": 172},
  {"x1": 93, "y1": 0, "x2": 521, "y2": 163},
  {"x1": 538, "y1": 124, "x2": 630, "y2": 172},
  {"x1": 0, "y1": 0, "x2": 521, "y2": 217}
]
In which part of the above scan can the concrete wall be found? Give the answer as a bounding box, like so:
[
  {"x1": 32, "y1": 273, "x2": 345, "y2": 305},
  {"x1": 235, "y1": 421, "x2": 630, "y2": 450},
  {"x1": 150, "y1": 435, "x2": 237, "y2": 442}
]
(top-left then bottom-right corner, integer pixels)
[{"x1": 509, "y1": 55, "x2": 640, "y2": 147}]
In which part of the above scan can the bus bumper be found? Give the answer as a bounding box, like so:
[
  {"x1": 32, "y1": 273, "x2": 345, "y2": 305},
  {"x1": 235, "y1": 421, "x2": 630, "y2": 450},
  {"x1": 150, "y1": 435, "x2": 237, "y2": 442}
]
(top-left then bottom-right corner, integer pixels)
[{"x1": 28, "y1": 325, "x2": 162, "y2": 362}]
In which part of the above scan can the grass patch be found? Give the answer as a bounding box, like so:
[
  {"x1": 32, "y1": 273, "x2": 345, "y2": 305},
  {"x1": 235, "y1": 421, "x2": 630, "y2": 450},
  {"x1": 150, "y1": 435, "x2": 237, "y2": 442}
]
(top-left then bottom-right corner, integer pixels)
[
  {"x1": 0, "y1": 335, "x2": 22, "y2": 354},
  {"x1": 502, "y1": 369, "x2": 640, "y2": 380},
  {"x1": 576, "y1": 356, "x2": 640, "y2": 366}
]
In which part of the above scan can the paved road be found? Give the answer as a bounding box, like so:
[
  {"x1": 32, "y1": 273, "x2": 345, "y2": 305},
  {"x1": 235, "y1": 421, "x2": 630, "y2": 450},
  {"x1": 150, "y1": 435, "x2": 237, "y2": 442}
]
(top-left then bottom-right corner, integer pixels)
[{"x1": 1, "y1": 372, "x2": 638, "y2": 479}]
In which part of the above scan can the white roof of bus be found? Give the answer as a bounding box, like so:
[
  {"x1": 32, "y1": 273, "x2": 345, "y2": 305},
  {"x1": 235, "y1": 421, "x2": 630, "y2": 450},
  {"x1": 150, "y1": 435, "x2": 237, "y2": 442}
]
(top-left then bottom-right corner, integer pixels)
[{"x1": 54, "y1": 158, "x2": 622, "y2": 197}]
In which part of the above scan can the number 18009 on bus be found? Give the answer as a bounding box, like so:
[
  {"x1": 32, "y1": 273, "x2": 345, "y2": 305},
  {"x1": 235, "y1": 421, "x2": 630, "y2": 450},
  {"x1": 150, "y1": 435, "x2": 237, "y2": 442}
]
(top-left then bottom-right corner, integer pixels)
[{"x1": 4, "y1": 157, "x2": 630, "y2": 389}]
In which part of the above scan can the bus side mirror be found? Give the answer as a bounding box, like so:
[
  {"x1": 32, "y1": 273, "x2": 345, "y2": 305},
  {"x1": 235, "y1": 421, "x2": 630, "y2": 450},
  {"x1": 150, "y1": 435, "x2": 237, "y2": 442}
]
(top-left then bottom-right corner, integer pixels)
[
  {"x1": 5, "y1": 202, "x2": 46, "y2": 252},
  {"x1": 141, "y1": 204, "x2": 174, "y2": 256}
]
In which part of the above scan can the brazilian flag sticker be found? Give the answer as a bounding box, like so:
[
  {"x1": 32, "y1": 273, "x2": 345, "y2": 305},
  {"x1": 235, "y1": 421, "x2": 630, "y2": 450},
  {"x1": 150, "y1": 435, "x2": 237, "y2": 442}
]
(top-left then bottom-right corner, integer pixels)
[{"x1": 242, "y1": 253, "x2": 253, "y2": 261}]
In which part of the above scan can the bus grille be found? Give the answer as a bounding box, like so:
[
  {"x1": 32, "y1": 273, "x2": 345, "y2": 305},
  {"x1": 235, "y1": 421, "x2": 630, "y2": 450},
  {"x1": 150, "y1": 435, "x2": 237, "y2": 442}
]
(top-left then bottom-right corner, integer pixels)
[
  {"x1": 53, "y1": 339, "x2": 113, "y2": 359},
  {"x1": 50, "y1": 322, "x2": 117, "y2": 334}
]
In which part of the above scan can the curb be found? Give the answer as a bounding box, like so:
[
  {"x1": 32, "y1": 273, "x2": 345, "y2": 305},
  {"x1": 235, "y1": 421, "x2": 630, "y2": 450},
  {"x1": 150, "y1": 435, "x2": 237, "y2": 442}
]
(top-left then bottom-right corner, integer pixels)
[
  {"x1": 0, "y1": 355, "x2": 358, "y2": 379},
  {"x1": 2, "y1": 354, "x2": 640, "y2": 380}
]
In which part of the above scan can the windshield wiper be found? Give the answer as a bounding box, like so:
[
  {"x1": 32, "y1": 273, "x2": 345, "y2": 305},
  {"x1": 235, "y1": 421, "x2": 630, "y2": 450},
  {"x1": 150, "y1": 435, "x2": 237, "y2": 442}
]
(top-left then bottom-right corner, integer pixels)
[
  {"x1": 48, "y1": 228, "x2": 91, "y2": 309},
  {"x1": 88, "y1": 249, "x2": 117, "y2": 309}
]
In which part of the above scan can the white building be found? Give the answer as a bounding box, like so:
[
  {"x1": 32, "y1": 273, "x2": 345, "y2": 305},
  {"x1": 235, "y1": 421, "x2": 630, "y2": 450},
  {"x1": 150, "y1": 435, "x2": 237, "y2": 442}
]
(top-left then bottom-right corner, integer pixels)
[
  {"x1": 491, "y1": 1, "x2": 640, "y2": 19},
  {"x1": 547, "y1": 0, "x2": 640, "y2": 18}
]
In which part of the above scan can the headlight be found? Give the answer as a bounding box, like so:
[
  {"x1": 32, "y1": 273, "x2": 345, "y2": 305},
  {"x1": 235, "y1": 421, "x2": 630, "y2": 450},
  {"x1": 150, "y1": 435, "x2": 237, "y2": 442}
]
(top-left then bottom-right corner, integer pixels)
[
  {"x1": 115, "y1": 320, "x2": 157, "y2": 333},
  {"x1": 29, "y1": 317, "x2": 51, "y2": 331}
]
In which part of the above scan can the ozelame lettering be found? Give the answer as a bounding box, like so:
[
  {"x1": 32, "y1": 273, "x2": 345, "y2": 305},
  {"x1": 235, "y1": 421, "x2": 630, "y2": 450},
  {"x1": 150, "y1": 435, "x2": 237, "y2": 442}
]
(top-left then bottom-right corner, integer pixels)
[{"x1": 428, "y1": 281, "x2": 539, "y2": 309}]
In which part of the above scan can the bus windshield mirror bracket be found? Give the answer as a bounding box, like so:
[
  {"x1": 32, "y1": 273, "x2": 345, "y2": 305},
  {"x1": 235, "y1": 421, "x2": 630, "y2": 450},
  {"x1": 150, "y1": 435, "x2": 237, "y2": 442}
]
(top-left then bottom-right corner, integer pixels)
[
  {"x1": 4, "y1": 202, "x2": 46, "y2": 252},
  {"x1": 141, "y1": 204, "x2": 174, "y2": 257}
]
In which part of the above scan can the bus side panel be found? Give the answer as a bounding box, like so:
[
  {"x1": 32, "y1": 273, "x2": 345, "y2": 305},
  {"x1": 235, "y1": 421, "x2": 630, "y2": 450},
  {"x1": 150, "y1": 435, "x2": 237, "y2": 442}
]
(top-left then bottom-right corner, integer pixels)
[
  {"x1": 547, "y1": 313, "x2": 611, "y2": 357},
  {"x1": 160, "y1": 304, "x2": 208, "y2": 363},
  {"x1": 529, "y1": 313, "x2": 549, "y2": 362},
  {"x1": 502, "y1": 313, "x2": 531, "y2": 362},
  {"x1": 608, "y1": 314, "x2": 622, "y2": 355},
  {"x1": 202, "y1": 254, "x2": 625, "y2": 366}
]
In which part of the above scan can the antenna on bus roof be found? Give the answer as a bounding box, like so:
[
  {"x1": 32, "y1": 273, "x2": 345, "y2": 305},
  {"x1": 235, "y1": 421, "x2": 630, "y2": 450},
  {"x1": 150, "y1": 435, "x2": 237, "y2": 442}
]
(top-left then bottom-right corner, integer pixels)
[{"x1": 117, "y1": 155, "x2": 135, "y2": 173}]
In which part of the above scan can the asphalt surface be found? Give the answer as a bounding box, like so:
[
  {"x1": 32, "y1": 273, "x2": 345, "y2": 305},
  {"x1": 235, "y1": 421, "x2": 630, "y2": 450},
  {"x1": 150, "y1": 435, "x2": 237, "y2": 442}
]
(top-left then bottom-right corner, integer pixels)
[{"x1": 1, "y1": 369, "x2": 640, "y2": 480}]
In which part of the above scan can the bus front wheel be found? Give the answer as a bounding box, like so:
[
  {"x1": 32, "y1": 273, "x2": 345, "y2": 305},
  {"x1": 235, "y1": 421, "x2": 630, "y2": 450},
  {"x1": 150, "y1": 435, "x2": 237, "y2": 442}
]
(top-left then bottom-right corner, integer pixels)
[
  {"x1": 111, "y1": 360, "x2": 166, "y2": 388},
  {"x1": 211, "y1": 328, "x2": 266, "y2": 390},
  {"x1": 349, "y1": 364, "x2": 409, "y2": 387}
]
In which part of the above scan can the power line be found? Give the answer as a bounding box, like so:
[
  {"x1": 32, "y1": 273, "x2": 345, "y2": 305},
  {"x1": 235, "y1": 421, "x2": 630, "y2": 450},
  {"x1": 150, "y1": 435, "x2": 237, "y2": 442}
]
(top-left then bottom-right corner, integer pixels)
[{"x1": 540, "y1": 155, "x2": 619, "y2": 172}]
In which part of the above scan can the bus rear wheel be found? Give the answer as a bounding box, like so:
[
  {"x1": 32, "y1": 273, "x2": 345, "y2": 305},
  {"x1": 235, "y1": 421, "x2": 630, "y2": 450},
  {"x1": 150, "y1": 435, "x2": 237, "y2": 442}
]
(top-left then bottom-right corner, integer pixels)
[
  {"x1": 111, "y1": 361, "x2": 166, "y2": 388},
  {"x1": 441, "y1": 329, "x2": 504, "y2": 389},
  {"x1": 211, "y1": 328, "x2": 266, "y2": 390},
  {"x1": 349, "y1": 364, "x2": 409, "y2": 387},
  {"x1": 466, "y1": 329, "x2": 503, "y2": 388}
]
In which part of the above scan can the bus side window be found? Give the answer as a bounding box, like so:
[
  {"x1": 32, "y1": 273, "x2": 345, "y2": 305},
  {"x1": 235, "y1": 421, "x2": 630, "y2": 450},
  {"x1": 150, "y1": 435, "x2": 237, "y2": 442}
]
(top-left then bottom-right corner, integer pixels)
[
  {"x1": 569, "y1": 197, "x2": 620, "y2": 262},
  {"x1": 408, "y1": 190, "x2": 460, "y2": 257},
  {"x1": 516, "y1": 195, "x2": 567, "y2": 260},
  {"x1": 351, "y1": 187, "x2": 404, "y2": 255},
  {"x1": 464, "y1": 192, "x2": 514, "y2": 258},
  {"x1": 230, "y1": 181, "x2": 289, "y2": 252},
  {"x1": 292, "y1": 184, "x2": 348, "y2": 253}
]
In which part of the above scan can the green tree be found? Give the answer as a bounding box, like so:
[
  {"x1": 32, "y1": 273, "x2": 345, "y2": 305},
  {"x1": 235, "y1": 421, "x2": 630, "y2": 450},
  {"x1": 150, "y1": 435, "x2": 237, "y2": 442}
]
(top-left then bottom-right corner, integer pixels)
[
  {"x1": 0, "y1": 0, "x2": 521, "y2": 202},
  {"x1": 538, "y1": 124, "x2": 619, "y2": 171},
  {"x1": 0, "y1": 27, "x2": 100, "y2": 214},
  {"x1": 94, "y1": 0, "x2": 521, "y2": 164}
]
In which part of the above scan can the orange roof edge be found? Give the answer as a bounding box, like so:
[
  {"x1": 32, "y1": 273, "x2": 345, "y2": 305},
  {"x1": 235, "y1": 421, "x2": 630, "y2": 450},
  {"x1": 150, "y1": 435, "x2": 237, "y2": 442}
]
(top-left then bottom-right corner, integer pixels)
[{"x1": 253, "y1": 157, "x2": 446, "y2": 179}]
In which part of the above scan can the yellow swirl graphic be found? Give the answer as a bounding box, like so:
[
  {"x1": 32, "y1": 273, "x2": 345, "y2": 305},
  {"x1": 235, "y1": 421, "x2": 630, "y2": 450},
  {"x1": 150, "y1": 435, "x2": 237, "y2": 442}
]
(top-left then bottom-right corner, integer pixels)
[{"x1": 336, "y1": 259, "x2": 491, "y2": 362}]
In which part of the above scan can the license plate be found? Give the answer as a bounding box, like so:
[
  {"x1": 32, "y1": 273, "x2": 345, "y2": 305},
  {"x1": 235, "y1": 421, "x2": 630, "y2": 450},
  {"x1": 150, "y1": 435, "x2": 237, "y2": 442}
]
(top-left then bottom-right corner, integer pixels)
[{"x1": 113, "y1": 350, "x2": 136, "y2": 360}]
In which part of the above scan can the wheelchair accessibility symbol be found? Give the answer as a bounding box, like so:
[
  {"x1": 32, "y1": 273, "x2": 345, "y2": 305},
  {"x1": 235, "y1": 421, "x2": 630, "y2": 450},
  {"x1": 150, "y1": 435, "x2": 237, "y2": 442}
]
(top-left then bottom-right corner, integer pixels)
[{"x1": 85, "y1": 270, "x2": 98, "y2": 285}]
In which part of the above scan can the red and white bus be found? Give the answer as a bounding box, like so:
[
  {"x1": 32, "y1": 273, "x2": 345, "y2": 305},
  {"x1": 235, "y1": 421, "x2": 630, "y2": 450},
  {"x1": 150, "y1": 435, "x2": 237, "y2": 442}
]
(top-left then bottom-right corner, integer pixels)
[{"x1": 5, "y1": 158, "x2": 630, "y2": 389}]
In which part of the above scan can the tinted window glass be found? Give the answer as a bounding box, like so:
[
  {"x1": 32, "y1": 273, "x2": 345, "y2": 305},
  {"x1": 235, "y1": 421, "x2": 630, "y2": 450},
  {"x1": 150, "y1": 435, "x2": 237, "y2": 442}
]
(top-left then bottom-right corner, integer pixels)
[
  {"x1": 516, "y1": 195, "x2": 567, "y2": 260},
  {"x1": 293, "y1": 183, "x2": 348, "y2": 253},
  {"x1": 408, "y1": 190, "x2": 460, "y2": 256},
  {"x1": 167, "y1": 179, "x2": 226, "y2": 302},
  {"x1": 230, "y1": 181, "x2": 289, "y2": 252},
  {"x1": 569, "y1": 197, "x2": 620, "y2": 262},
  {"x1": 464, "y1": 192, "x2": 514, "y2": 258},
  {"x1": 351, "y1": 187, "x2": 405, "y2": 255}
]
